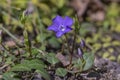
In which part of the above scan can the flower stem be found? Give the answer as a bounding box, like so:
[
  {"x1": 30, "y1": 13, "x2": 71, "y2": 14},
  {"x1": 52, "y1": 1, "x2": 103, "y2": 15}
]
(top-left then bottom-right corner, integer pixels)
[
  {"x1": 61, "y1": 39, "x2": 65, "y2": 53},
  {"x1": 23, "y1": 30, "x2": 32, "y2": 57},
  {"x1": 64, "y1": 35, "x2": 71, "y2": 53},
  {"x1": 70, "y1": 31, "x2": 77, "y2": 65},
  {"x1": 65, "y1": 34, "x2": 76, "y2": 65},
  {"x1": 71, "y1": 32, "x2": 76, "y2": 56},
  {"x1": 64, "y1": 35, "x2": 72, "y2": 64}
]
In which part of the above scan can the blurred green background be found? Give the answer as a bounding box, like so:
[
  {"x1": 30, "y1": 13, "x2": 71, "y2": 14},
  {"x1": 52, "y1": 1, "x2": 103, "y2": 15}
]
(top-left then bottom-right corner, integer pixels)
[{"x1": 0, "y1": 0, "x2": 120, "y2": 62}]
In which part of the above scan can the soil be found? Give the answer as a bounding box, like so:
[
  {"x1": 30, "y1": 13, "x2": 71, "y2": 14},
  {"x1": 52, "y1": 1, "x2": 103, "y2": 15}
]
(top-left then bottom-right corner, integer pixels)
[{"x1": 32, "y1": 58, "x2": 120, "y2": 80}]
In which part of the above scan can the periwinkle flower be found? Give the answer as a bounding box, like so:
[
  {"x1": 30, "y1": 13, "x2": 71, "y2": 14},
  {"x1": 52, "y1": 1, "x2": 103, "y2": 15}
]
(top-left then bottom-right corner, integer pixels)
[
  {"x1": 47, "y1": 15, "x2": 74, "y2": 38},
  {"x1": 80, "y1": 39, "x2": 85, "y2": 48}
]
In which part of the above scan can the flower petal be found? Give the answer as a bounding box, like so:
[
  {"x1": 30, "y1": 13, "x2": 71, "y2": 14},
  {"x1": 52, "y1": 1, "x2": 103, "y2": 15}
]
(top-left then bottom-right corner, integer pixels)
[
  {"x1": 64, "y1": 16, "x2": 73, "y2": 27},
  {"x1": 47, "y1": 24, "x2": 58, "y2": 32},
  {"x1": 56, "y1": 31, "x2": 64, "y2": 38},
  {"x1": 64, "y1": 27, "x2": 72, "y2": 33},
  {"x1": 52, "y1": 15, "x2": 63, "y2": 25}
]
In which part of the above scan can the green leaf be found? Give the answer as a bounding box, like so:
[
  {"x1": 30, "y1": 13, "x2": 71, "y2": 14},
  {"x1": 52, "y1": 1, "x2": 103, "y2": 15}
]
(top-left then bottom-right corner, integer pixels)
[
  {"x1": 28, "y1": 59, "x2": 45, "y2": 70},
  {"x1": 2, "y1": 13, "x2": 10, "y2": 25},
  {"x1": 48, "y1": 37, "x2": 60, "y2": 49},
  {"x1": 37, "y1": 3, "x2": 51, "y2": 13},
  {"x1": 11, "y1": 59, "x2": 49, "y2": 80},
  {"x1": 102, "y1": 52, "x2": 110, "y2": 58},
  {"x1": 55, "y1": 68, "x2": 67, "y2": 77},
  {"x1": 45, "y1": 53, "x2": 59, "y2": 65},
  {"x1": 36, "y1": 69, "x2": 50, "y2": 80},
  {"x1": 42, "y1": 17, "x2": 52, "y2": 26},
  {"x1": 11, "y1": 64, "x2": 31, "y2": 71},
  {"x1": 31, "y1": 48, "x2": 39, "y2": 56},
  {"x1": 23, "y1": 30, "x2": 29, "y2": 48},
  {"x1": 103, "y1": 42, "x2": 111, "y2": 48},
  {"x1": 108, "y1": 56, "x2": 116, "y2": 61},
  {"x1": 107, "y1": 2, "x2": 119, "y2": 18},
  {"x1": 73, "y1": 58, "x2": 84, "y2": 71},
  {"x1": 2, "y1": 72, "x2": 19, "y2": 80},
  {"x1": 51, "y1": 0, "x2": 65, "y2": 8},
  {"x1": 83, "y1": 53, "x2": 94, "y2": 71},
  {"x1": 12, "y1": 0, "x2": 28, "y2": 8},
  {"x1": 11, "y1": 59, "x2": 45, "y2": 71},
  {"x1": 0, "y1": 57, "x2": 2, "y2": 62},
  {"x1": 80, "y1": 22, "x2": 95, "y2": 36},
  {"x1": 117, "y1": 55, "x2": 120, "y2": 63}
]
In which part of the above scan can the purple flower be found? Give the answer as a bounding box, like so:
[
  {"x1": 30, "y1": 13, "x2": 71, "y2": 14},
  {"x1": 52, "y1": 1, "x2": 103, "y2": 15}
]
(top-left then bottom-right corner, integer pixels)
[
  {"x1": 80, "y1": 39, "x2": 86, "y2": 48},
  {"x1": 47, "y1": 15, "x2": 74, "y2": 38}
]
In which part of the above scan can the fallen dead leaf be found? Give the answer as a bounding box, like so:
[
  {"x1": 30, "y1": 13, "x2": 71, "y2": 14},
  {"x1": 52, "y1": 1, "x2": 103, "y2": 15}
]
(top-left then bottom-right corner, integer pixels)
[
  {"x1": 5, "y1": 40, "x2": 16, "y2": 47},
  {"x1": 56, "y1": 52, "x2": 69, "y2": 66}
]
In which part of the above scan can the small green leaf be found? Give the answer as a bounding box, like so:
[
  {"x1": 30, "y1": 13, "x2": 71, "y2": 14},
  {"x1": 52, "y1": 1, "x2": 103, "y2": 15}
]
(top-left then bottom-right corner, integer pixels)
[
  {"x1": 11, "y1": 59, "x2": 45, "y2": 71},
  {"x1": 103, "y1": 42, "x2": 111, "y2": 48},
  {"x1": 51, "y1": 0, "x2": 65, "y2": 8},
  {"x1": 23, "y1": 30, "x2": 29, "y2": 47},
  {"x1": 83, "y1": 53, "x2": 94, "y2": 71},
  {"x1": 11, "y1": 64, "x2": 31, "y2": 71},
  {"x1": 37, "y1": 3, "x2": 51, "y2": 13},
  {"x1": 107, "y1": 2, "x2": 119, "y2": 18},
  {"x1": 31, "y1": 48, "x2": 39, "y2": 56},
  {"x1": 48, "y1": 37, "x2": 60, "y2": 49},
  {"x1": 112, "y1": 40, "x2": 120, "y2": 46},
  {"x1": 56, "y1": 68, "x2": 67, "y2": 77},
  {"x1": 0, "y1": 57, "x2": 2, "y2": 62},
  {"x1": 36, "y1": 69, "x2": 50, "y2": 80},
  {"x1": 3, "y1": 72, "x2": 19, "y2": 80},
  {"x1": 28, "y1": 59, "x2": 45, "y2": 70},
  {"x1": 80, "y1": 23, "x2": 95, "y2": 36},
  {"x1": 24, "y1": 59, "x2": 45, "y2": 68},
  {"x1": 73, "y1": 58, "x2": 83, "y2": 70},
  {"x1": 103, "y1": 52, "x2": 110, "y2": 58},
  {"x1": 117, "y1": 55, "x2": 120, "y2": 63},
  {"x1": 108, "y1": 56, "x2": 116, "y2": 61},
  {"x1": 45, "y1": 53, "x2": 59, "y2": 65},
  {"x1": 42, "y1": 17, "x2": 52, "y2": 26}
]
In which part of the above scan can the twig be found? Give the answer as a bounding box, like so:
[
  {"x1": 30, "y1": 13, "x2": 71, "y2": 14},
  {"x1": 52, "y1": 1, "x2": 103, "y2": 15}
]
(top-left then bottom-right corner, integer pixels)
[
  {"x1": 61, "y1": 38, "x2": 65, "y2": 53},
  {"x1": 0, "y1": 25, "x2": 20, "y2": 43},
  {"x1": 64, "y1": 35, "x2": 71, "y2": 53},
  {"x1": 0, "y1": 64, "x2": 9, "y2": 70},
  {"x1": 0, "y1": 75, "x2": 2, "y2": 79},
  {"x1": 64, "y1": 35, "x2": 73, "y2": 65}
]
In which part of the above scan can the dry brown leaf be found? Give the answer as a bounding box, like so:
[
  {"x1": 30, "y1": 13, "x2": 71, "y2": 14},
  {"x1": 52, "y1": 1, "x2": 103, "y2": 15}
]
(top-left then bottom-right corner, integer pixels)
[
  {"x1": 5, "y1": 40, "x2": 16, "y2": 47},
  {"x1": 56, "y1": 52, "x2": 69, "y2": 66},
  {"x1": 89, "y1": 11, "x2": 105, "y2": 21}
]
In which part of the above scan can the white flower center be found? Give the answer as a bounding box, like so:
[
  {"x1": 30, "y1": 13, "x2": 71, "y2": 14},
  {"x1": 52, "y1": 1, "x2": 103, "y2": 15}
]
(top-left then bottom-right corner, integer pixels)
[{"x1": 59, "y1": 25, "x2": 65, "y2": 31}]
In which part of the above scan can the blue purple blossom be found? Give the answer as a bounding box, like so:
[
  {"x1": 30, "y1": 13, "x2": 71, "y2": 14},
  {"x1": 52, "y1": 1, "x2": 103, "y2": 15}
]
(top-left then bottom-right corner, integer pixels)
[
  {"x1": 80, "y1": 39, "x2": 85, "y2": 48},
  {"x1": 47, "y1": 15, "x2": 74, "y2": 38}
]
